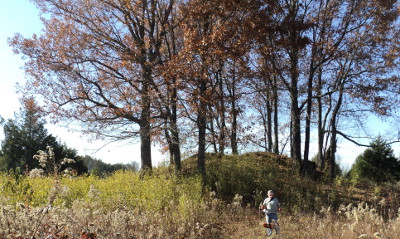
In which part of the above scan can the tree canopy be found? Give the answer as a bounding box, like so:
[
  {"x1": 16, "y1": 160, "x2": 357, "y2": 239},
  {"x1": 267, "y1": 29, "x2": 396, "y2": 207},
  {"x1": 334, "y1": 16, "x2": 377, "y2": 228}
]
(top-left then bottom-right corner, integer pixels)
[{"x1": 9, "y1": 0, "x2": 400, "y2": 176}]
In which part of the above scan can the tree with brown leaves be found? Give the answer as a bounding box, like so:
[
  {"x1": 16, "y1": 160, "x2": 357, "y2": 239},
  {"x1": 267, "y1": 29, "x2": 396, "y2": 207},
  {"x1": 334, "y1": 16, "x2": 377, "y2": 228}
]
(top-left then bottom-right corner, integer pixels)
[{"x1": 11, "y1": 0, "x2": 180, "y2": 171}]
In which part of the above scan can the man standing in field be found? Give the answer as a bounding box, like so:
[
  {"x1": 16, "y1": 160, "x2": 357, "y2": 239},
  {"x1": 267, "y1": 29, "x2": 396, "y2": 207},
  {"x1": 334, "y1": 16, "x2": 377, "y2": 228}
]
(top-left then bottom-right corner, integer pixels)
[{"x1": 260, "y1": 190, "x2": 281, "y2": 235}]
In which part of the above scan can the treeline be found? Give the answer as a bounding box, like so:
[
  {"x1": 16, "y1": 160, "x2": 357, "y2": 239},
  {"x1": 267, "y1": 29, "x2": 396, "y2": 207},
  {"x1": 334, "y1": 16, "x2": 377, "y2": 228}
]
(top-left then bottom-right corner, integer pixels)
[
  {"x1": 10, "y1": 0, "x2": 400, "y2": 177},
  {"x1": 81, "y1": 155, "x2": 139, "y2": 176},
  {"x1": 0, "y1": 101, "x2": 138, "y2": 176}
]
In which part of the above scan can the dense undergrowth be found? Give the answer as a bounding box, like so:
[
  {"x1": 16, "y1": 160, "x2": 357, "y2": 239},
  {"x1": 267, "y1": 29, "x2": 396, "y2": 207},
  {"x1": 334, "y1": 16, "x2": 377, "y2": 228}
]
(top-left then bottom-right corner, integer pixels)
[{"x1": 1, "y1": 152, "x2": 400, "y2": 238}]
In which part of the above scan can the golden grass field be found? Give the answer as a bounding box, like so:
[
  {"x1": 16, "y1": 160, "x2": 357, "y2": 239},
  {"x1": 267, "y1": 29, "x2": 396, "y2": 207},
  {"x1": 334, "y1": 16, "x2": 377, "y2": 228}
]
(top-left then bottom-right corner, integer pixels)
[
  {"x1": 1, "y1": 170, "x2": 400, "y2": 238},
  {"x1": 2, "y1": 152, "x2": 400, "y2": 239}
]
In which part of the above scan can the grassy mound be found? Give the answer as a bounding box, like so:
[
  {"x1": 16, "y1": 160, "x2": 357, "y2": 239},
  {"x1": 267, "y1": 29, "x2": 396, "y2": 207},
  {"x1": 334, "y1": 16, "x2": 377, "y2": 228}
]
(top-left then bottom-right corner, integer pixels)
[
  {"x1": 183, "y1": 152, "x2": 342, "y2": 213},
  {"x1": 183, "y1": 152, "x2": 400, "y2": 218}
]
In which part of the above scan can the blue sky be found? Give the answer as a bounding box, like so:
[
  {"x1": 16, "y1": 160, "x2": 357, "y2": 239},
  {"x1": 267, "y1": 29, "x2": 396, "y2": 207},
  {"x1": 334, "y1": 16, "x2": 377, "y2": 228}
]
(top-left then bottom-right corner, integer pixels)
[{"x1": 0, "y1": 1, "x2": 398, "y2": 169}]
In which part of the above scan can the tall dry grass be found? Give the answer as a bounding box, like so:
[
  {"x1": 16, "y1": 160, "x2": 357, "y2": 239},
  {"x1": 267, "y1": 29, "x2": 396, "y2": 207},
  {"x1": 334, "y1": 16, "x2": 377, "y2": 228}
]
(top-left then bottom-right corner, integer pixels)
[
  {"x1": 0, "y1": 200, "x2": 225, "y2": 238},
  {"x1": 1, "y1": 187, "x2": 399, "y2": 238},
  {"x1": 220, "y1": 202, "x2": 400, "y2": 239},
  {"x1": 0, "y1": 171, "x2": 223, "y2": 238},
  {"x1": 1, "y1": 151, "x2": 400, "y2": 238}
]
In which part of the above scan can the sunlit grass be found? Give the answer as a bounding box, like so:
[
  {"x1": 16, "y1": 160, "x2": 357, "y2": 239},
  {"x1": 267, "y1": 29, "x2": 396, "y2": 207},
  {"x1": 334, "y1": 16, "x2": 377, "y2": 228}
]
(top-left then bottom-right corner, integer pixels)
[
  {"x1": 1, "y1": 152, "x2": 400, "y2": 238},
  {"x1": 0, "y1": 170, "x2": 221, "y2": 238}
]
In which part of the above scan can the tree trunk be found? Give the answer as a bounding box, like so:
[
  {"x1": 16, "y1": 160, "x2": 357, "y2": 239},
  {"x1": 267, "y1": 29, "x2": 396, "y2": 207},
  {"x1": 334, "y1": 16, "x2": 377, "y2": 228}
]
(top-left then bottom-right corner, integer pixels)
[
  {"x1": 218, "y1": 70, "x2": 226, "y2": 154},
  {"x1": 230, "y1": 74, "x2": 238, "y2": 155},
  {"x1": 140, "y1": 105, "x2": 152, "y2": 171},
  {"x1": 231, "y1": 103, "x2": 238, "y2": 154},
  {"x1": 198, "y1": 79, "x2": 207, "y2": 175},
  {"x1": 273, "y1": 76, "x2": 279, "y2": 154},
  {"x1": 261, "y1": 112, "x2": 268, "y2": 151},
  {"x1": 329, "y1": 85, "x2": 344, "y2": 179},
  {"x1": 266, "y1": 94, "x2": 273, "y2": 152},
  {"x1": 210, "y1": 118, "x2": 218, "y2": 153},
  {"x1": 291, "y1": 92, "x2": 302, "y2": 173},
  {"x1": 303, "y1": 70, "x2": 314, "y2": 163},
  {"x1": 288, "y1": 0, "x2": 302, "y2": 173},
  {"x1": 163, "y1": 78, "x2": 181, "y2": 172},
  {"x1": 164, "y1": 11, "x2": 182, "y2": 171},
  {"x1": 317, "y1": 69, "x2": 324, "y2": 170},
  {"x1": 171, "y1": 124, "x2": 181, "y2": 171},
  {"x1": 170, "y1": 80, "x2": 181, "y2": 171},
  {"x1": 164, "y1": 122, "x2": 174, "y2": 166},
  {"x1": 140, "y1": 70, "x2": 153, "y2": 171},
  {"x1": 289, "y1": 51, "x2": 302, "y2": 173}
]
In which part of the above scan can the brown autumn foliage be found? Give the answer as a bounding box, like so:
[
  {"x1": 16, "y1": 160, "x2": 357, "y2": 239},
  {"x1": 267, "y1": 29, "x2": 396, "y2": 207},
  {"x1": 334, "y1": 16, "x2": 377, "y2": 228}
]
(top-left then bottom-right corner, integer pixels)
[
  {"x1": 9, "y1": 0, "x2": 400, "y2": 175},
  {"x1": 11, "y1": 0, "x2": 183, "y2": 170}
]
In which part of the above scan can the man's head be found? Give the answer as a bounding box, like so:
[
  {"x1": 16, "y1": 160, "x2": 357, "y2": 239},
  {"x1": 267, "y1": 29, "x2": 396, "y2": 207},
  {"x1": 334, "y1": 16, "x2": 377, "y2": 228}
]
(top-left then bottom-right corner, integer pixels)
[{"x1": 268, "y1": 190, "x2": 274, "y2": 198}]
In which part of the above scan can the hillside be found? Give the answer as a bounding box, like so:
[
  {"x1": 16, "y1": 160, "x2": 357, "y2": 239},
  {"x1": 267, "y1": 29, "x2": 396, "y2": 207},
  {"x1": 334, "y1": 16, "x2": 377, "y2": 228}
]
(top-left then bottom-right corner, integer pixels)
[
  {"x1": 182, "y1": 152, "x2": 387, "y2": 211},
  {"x1": 182, "y1": 152, "x2": 400, "y2": 238}
]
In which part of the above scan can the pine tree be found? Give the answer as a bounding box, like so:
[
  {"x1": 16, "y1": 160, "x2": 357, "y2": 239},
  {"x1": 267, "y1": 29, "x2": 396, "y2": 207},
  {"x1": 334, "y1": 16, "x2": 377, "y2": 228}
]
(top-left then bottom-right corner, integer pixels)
[
  {"x1": 350, "y1": 136, "x2": 400, "y2": 183},
  {"x1": 0, "y1": 98, "x2": 87, "y2": 174},
  {"x1": 1, "y1": 100, "x2": 52, "y2": 171}
]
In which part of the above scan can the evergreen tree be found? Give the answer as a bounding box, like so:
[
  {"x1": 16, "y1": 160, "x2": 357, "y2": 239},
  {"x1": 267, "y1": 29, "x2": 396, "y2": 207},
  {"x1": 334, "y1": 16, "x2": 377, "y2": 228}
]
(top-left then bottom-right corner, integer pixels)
[
  {"x1": 0, "y1": 98, "x2": 88, "y2": 174},
  {"x1": 0, "y1": 99, "x2": 53, "y2": 171},
  {"x1": 350, "y1": 137, "x2": 400, "y2": 183}
]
